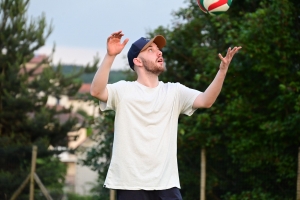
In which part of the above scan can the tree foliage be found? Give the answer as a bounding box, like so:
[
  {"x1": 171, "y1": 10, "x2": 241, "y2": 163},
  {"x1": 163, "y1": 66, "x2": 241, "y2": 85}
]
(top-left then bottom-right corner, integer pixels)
[
  {"x1": 0, "y1": 0, "x2": 97, "y2": 199},
  {"x1": 147, "y1": 0, "x2": 300, "y2": 199}
]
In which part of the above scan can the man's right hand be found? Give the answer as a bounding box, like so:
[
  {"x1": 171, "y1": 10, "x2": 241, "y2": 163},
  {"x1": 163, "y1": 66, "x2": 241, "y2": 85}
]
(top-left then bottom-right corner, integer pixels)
[
  {"x1": 107, "y1": 31, "x2": 129, "y2": 56},
  {"x1": 90, "y1": 31, "x2": 129, "y2": 102}
]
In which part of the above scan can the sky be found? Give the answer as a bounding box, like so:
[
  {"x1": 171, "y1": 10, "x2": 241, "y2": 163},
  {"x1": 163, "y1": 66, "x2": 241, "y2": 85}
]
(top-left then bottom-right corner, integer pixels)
[{"x1": 27, "y1": 0, "x2": 188, "y2": 70}]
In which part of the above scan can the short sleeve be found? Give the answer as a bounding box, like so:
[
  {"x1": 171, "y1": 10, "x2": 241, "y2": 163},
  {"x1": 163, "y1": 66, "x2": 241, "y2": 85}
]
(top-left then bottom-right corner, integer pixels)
[
  {"x1": 177, "y1": 83, "x2": 202, "y2": 116},
  {"x1": 100, "y1": 81, "x2": 127, "y2": 111}
]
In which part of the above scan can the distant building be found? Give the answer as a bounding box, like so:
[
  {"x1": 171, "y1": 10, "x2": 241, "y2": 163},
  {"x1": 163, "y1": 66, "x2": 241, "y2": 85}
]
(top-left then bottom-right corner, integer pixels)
[
  {"x1": 28, "y1": 54, "x2": 100, "y2": 196},
  {"x1": 59, "y1": 129, "x2": 98, "y2": 195},
  {"x1": 19, "y1": 54, "x2": 49, "y2": 81},
  {"x1": 52, "y1": 83, "x2": 99, "y2": 195},
  {"x1": 50, "y1": 83, "x2": 99, "y2": 195},
  {"x1": 26, "y1": 54, "x2": 49, "y2": 69}
]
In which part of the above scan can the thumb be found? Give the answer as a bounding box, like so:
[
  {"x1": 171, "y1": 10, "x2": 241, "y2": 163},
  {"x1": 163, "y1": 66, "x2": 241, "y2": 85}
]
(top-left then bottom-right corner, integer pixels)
[{"x1": 122, "y1": 38, "x2": 129, "y2": 47}]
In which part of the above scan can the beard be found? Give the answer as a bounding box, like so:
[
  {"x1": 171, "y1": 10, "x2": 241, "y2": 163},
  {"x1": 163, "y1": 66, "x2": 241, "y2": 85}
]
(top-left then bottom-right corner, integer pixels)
[{"x1": 140, "y1": 57, "x2": 165, "y2": 76}]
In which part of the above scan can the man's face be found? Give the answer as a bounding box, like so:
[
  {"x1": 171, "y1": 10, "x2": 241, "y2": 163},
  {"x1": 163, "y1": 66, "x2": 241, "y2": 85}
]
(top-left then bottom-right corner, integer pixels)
[{"x1": 138, "y1": 42, "x2": 165, "y2": 75}]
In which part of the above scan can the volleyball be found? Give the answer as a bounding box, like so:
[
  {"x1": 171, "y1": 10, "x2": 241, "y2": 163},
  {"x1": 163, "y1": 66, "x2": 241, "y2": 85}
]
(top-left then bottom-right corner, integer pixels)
[{"x1": 197, "y1": 0, "x2": 232, "y2": 15}]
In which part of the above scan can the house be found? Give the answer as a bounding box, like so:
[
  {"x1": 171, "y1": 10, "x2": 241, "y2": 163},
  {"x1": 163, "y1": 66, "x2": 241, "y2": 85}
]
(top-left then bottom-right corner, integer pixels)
[
  {"x1": 59, "y1": 128, "x2": 98, "y2": 195},
  {"x1": 53, "y1": 83, "x2": 99, "y2": 195},
  {"x1": 27, "y1": 54, "x2": 100, "y2": 196}
]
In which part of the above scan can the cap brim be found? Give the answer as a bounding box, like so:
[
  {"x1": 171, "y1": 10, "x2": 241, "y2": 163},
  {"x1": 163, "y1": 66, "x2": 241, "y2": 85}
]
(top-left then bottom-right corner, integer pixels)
[{"x1": 141, "y1": 35, "x2": 166, "y2": 51}]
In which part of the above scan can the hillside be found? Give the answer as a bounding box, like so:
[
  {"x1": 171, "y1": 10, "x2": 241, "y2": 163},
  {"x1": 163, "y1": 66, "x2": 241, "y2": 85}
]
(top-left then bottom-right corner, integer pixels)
[{"x1": 58, "y1": 65, "x2": 129, "y2": 83}]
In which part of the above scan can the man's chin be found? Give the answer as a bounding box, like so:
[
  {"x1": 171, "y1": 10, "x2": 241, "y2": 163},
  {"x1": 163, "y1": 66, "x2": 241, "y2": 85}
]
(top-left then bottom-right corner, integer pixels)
[
  {"x1": 156, "y1": 66, "x2": 165, "y2": 75},
  {"x1": 144, "y1": 64, "x2": 165, "y2": 75}
]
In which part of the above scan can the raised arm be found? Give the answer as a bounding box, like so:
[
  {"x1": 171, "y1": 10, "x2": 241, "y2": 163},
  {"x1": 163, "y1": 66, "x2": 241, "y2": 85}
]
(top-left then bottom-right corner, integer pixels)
[
  {"x1": 193, "y1": 46, "x2": 242, "y2": 109},
  {"x1": 90, "y1": 31, "x2": 129, "y2": 102}
]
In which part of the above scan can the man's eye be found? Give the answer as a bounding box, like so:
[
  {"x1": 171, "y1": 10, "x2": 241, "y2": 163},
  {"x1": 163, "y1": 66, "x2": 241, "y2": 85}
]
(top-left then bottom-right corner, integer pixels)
[{"x1": 148, "y1": 49, "x2": 152, "y2": 52}]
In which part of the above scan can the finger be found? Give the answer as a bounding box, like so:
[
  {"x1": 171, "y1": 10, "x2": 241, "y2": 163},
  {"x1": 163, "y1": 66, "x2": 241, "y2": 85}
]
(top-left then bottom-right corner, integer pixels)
[
  {"x1": 229, "y1": 47, "x2": 238, "y2": 56},
  {"x1": 225, "y1": 47, "x2": 232, "y2": 57},
  {"x1": 112, "y1": 34, "x2": 123, "y2": 39},
  {"x1": 115, "y1": 32, "x2": 124, "y2": 37},
  {"x1": 218, "y1": 53, "x2": 225, "y2": 61},
  {"x1": 121, "y1": 38, "x2": 129, "y2": 47},
  {"x1": 232, "y1": 46, "x2": 242, "y2": 52},
  {"x1": 111, "y1": 30, "x2": 122, "y2": 36},
  {"x1": 229, "y1": 46, "x2": 241, "y2": 57},
  {"x1": 236, "y1": 46, "x2": 242, "y2": 53},
  {"x1": 110, "y1": 30, "x2": 123, "y2": 38},
  {"x1": 227, "y1": 47, "x2": 231, "y2": 53},
  {"x1": 231, "y1": 46, "x2": 242, "y2": 56}
]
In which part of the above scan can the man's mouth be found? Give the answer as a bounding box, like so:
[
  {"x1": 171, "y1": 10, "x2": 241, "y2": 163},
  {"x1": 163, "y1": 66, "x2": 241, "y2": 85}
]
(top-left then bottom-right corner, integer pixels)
[{"x1": 157, "y1": 57, "x2": 164, "y2": 64}]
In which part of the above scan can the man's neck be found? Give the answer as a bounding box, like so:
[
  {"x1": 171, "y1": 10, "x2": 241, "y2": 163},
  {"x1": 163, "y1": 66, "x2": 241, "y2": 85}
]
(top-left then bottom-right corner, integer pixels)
[{"x1": 136, "y1": 74, "x2": 160, "y2": 88}]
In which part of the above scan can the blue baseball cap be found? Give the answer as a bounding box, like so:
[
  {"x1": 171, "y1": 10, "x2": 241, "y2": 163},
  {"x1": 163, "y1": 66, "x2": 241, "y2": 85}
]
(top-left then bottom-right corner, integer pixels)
[{"x1": 127, "y1": 35, "x2": 166, "y2": 70}]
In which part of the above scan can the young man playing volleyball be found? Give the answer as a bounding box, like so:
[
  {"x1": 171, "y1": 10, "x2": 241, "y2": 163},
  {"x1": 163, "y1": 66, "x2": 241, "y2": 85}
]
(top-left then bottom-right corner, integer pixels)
[{"x1": 90, "y1": 30, "x2": 241, "y2": 200}]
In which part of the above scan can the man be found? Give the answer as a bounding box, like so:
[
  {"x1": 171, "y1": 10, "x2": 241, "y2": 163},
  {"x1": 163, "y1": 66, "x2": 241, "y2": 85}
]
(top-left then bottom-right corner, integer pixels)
[{"x1": 90, "y1": 30, "x2": 241, "y2": 200}]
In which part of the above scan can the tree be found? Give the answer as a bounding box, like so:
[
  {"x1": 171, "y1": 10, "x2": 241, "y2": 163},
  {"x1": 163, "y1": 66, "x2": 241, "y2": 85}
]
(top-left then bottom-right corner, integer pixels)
[
  {"x1": 0, "y1": 0, "x2": 97, "y2": 199},
  {"x1": 148, "y1": 0, "x2": 300, "y2": 199}
]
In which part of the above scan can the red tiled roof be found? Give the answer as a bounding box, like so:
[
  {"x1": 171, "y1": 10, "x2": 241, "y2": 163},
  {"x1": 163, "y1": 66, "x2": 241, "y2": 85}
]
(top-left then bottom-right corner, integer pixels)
[{"x1": 29, "y1": 54, "x2": 48, "y2": 64}]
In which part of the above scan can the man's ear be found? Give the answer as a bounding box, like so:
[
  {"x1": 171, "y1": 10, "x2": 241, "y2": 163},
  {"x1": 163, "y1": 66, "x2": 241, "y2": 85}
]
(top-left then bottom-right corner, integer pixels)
[{"x1": 133, "y1": 57, "x2": 142, "y2": 67}]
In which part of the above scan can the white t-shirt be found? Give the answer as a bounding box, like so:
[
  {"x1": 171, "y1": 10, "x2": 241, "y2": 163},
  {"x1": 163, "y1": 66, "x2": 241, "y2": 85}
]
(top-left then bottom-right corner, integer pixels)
[{"x1": 100, "y1": 81, "x2": 201, "y2": 190}]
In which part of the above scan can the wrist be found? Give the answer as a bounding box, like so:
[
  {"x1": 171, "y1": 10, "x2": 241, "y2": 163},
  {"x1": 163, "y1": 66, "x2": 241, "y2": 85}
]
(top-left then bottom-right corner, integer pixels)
[
  {"x1": 219, "y1": 67, "x2": 228, "y2": 73},
  {"x1": 106, "y1": 52, "x2": 117, "y2": 57},
  {"x1": 218, "y1": 68, "x2": 228, "y2": 77}
]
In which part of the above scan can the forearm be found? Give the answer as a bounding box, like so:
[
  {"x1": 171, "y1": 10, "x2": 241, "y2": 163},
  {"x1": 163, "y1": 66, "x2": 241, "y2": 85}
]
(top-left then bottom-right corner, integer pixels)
[
  {"x1": 202, "y1": 68, "x2": 227, "y2": 106},
  {"x1": 193, "y1": 46, "x2": 241, "y2": 108},
  {"x1": 90, "y1": 53, "x2": 116, "y2": 101}
]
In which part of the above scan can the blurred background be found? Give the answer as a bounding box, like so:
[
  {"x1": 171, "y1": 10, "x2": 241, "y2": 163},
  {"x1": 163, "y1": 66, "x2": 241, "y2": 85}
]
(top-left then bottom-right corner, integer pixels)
[
  {"x1": 28, "y1": 0, "x2": 187, "y2": 70},
  {"x1": 1, "y1": 0, "x2": 300, "y2": 200}
]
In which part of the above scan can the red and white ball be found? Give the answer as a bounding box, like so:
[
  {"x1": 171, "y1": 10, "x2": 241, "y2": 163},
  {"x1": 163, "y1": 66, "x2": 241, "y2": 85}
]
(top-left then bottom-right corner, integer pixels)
[{"x1": 197, "y1": 0, "x2": 232, "y2": 15}]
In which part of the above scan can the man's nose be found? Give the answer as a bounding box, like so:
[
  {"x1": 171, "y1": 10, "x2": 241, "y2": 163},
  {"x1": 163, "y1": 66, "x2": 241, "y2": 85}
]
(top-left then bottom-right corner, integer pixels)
[{"x1": 157, "y1": 49, "x2": 162, "y2": 56}]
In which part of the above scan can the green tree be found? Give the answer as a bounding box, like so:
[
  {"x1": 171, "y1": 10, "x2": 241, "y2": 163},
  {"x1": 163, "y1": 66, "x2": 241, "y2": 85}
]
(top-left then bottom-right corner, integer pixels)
[
  {"x1": 0, "y1": 0, "x2": 97, "y2": 199},
  {"x1": 148, "y1": 0, "x2": 300, "y2": 199}
]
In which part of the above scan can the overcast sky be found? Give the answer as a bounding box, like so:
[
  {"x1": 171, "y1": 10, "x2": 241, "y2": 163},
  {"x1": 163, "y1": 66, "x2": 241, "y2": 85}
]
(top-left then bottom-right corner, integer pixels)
[{"x1": 27, "y1": 0, "x2": 188, "y2": 70}]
